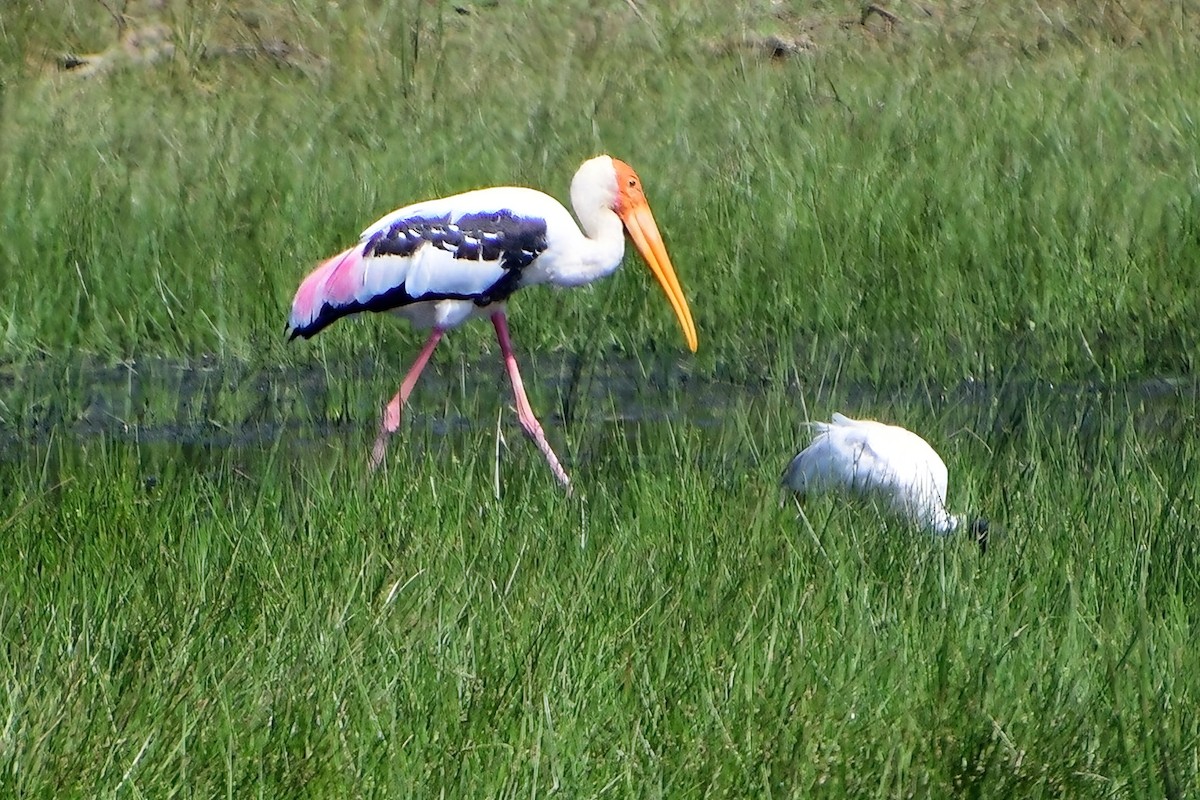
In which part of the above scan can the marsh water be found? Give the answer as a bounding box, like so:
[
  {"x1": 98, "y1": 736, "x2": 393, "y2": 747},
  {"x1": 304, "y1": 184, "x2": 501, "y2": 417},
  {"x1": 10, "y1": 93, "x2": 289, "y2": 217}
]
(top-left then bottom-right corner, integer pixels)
[{"x1": 1, "y1": 355, "x2": 1196, "y2": 468}]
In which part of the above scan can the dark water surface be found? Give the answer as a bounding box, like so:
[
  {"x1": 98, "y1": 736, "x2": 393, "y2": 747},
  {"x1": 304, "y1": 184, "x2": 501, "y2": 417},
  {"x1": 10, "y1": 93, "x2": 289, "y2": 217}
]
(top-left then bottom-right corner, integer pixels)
[{"x1": 0, "y1": 355, "x2": 1196, "y2": 461}]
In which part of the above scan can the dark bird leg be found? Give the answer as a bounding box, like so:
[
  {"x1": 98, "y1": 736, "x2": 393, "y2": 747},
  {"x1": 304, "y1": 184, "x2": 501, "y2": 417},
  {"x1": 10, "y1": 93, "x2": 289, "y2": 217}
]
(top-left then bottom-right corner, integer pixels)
[
  {"x1": 491, "y1": 311, "x2": 572, "y2": 491},
  {"x1": 370, "y1": 327, "x2": 444, "y2": 470},
  {"x1": 971, "y1": 517, "x2": 991, "y2": 555}
]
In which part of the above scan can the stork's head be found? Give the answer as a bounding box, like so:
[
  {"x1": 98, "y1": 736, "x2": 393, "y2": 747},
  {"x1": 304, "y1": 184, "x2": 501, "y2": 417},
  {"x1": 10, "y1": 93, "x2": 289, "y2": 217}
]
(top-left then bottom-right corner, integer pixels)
[{"x1": 572, "y1": 155, "x2": 699, "y2": 353}]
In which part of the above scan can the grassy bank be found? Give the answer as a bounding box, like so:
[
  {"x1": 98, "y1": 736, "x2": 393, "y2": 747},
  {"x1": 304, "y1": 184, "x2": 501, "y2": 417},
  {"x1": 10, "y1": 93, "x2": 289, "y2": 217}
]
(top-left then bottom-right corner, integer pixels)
[{"x1": 3, "y1": 382, "x2": 1199, "y2": 795}]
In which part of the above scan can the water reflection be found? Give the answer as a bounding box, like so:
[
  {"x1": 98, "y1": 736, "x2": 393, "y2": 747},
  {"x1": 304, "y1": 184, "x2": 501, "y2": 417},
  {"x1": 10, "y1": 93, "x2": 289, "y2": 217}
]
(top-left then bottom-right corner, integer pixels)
[{"x1": 0, "y1": 355, "x2": 1195, "y2": 460}]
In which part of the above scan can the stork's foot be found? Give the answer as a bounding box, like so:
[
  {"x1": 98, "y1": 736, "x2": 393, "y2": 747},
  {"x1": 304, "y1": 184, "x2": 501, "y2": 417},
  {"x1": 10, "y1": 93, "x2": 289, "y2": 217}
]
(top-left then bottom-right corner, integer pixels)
[
  {"x1": 536, "y1": 442, "x2": 572, "y2": 493},
  {"x1": 515, "y1": 410, "x2": 572, "y2": 492},
  {"x1": 369, "y1": 429, "x2": 390, "y2": 471},
  {"x1": 368, "y1": 398, "x2": 404, "y2": 471}
]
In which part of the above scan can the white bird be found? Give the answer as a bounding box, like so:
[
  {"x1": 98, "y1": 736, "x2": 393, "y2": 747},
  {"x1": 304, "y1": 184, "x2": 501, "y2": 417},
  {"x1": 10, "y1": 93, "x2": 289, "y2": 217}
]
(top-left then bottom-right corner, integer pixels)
[
  {"x1": 781, "y1": 413, "x2": 990, "y2": 549},
  {"x1": 287, "y1": 155, "x2": 698, "y2": 489}
]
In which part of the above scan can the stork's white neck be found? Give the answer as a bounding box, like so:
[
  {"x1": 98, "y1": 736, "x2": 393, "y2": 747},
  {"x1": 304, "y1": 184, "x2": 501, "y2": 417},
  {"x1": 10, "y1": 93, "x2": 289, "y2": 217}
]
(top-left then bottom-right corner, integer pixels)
[
  {"x1": 549, "y1": 156, "x2": 628, "y2": 287},
  {"x1": 565, "y1": 205, "x2": 625, "y2": 285}
]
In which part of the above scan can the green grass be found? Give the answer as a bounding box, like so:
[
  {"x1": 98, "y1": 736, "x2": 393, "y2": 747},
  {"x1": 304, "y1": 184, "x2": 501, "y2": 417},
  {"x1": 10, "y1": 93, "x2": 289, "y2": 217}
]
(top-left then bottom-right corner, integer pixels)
[
  {"x1": 3, "y1": 383, "x2": 1199, "y2": 796},
  {"x1": 2, "y1": 0, "x2": 1199, "y2": 382},
  {"x1": 3, "y1": 0, "x2": 1200, "y2": 796}
]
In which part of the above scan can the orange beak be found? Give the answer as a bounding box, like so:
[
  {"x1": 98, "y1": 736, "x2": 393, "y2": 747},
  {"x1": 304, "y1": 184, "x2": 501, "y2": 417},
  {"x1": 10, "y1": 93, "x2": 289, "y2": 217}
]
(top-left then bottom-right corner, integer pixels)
[{"x1": 619, "y1": 200, "x2": 699, "y2": 353}]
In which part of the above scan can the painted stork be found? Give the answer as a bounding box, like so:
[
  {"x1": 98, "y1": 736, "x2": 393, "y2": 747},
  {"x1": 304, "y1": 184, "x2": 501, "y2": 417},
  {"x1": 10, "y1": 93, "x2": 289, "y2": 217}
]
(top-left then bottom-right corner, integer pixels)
[
  {"x1": 781, "y1": 413, "x2": 990, "y2": 551},
  {"x1": 287, "y1": 155, "x2": 698, "y2": 489}
]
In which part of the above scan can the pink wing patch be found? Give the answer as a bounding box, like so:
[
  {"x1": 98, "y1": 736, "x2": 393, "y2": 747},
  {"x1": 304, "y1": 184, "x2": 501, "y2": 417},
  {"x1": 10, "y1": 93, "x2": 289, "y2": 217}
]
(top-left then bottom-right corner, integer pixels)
[{"x1": 288, "y1": 246, "x2": 362, "y2": 333}]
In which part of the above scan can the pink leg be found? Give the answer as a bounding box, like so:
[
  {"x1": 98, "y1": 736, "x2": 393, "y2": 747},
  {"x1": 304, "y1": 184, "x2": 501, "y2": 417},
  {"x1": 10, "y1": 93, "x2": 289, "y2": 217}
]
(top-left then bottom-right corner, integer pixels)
[
  {"x1": 370, "y1": 328, "x2": 444, "y2": 470},
  {"x1": 492, "y1": 312, "x2": 571, "y2": 490}
]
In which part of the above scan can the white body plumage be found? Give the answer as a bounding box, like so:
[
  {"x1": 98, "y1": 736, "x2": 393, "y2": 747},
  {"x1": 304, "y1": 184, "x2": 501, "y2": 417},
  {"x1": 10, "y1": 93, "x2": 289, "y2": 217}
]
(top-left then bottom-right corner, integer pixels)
[{"x1": 781, "y1": 413, "x2": 965, "y2": 534}]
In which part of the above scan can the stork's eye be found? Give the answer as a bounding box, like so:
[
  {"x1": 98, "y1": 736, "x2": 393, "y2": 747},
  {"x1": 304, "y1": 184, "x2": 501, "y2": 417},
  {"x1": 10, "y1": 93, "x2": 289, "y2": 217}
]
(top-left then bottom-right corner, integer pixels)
[{"x1": 628, "y1": 178, "x2": 637, "y2": 187}]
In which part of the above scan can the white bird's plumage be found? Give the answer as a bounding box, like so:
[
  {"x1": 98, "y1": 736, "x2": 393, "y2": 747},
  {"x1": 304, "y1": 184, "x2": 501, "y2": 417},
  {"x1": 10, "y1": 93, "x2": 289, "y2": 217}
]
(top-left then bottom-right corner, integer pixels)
[{"x1": 782, "y1": 413, "x2": 963, "y2": 534}]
